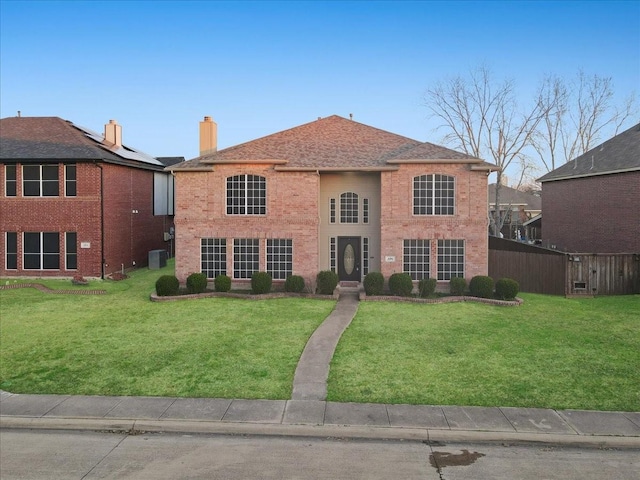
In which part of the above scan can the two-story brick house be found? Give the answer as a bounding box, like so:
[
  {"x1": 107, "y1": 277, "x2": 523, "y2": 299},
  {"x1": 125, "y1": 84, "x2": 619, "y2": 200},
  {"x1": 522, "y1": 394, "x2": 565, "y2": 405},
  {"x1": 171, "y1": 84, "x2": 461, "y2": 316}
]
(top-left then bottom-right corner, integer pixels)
[
  {"x1": 0, "y1": 116, "x2": 178, "y2": 279},
  {"x1": 168, "y1": 115, "x2": 496, "y2": 290},
  {"x1": 537, "y1": 122, "x2": 640, "y2": 253}
]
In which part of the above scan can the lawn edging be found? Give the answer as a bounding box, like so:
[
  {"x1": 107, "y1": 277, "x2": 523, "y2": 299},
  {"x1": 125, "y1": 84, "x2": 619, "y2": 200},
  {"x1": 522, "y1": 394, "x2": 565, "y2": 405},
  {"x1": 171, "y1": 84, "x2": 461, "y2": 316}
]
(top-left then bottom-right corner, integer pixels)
[
  {"x1": 0, "y1": 283, "x2": 107, "y2": 295},
  {"x1": 150, "y1": 291, "x2": 338, "y2": 302},
  {"x1": 150, "y1": 289, "x2": 522, "y2": 306},
  {"x1": 360, "y1": 293, "x2": 523, "y2": 306}
]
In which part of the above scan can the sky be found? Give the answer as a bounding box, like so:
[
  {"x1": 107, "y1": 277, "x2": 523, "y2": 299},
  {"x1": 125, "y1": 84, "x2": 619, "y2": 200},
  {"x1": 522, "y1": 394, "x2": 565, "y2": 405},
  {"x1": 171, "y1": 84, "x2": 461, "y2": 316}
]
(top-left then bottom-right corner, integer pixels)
[{"x1": 1, "y1": 0, "x2": 638, "y2": 178}]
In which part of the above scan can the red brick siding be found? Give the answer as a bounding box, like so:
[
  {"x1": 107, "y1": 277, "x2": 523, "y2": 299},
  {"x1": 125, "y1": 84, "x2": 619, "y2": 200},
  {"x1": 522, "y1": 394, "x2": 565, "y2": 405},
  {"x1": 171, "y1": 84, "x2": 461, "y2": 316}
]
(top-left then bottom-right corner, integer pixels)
[
  {"x1": 101, "y1": 163, "x2": 173, "y2": 274},
  {"x1": 542, "y1": 171, "x2": 640, "y2": 253},
  {"x1": 174, "y1": 163, "x2": 491, "y2": 286},
  {"x1": 174, "y1": 165, "x2": 320, "y2": 285},
  {"x1": 380, "y1": 164, "x2": 489, "y2": 281},
  {"x1": 1, "y1": 163, "x2": 102, "y2": 277},
  {"x1": 0, "y1": 162, "x2": 173, "y2": 278}
]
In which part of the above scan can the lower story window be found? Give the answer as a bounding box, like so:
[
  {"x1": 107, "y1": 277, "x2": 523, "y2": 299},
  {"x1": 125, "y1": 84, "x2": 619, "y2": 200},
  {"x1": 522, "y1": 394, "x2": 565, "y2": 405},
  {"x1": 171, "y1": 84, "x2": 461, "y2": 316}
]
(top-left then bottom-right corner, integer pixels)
[
  {"x1": 24, "y1": 232, "x2": 59, "y2": 270},
  {"x1": 403, "y1": 239, "x2": 430, "y2": 280},
  {"x1": 437, "y1": 239, "x2": 465, "y2": 280},
  {"x1": 65, "y1": 232, "x2": 77, "y2": 270},
  {"x1": 6, "y1": 232, "x2": 17, "y2": 270},
  {"x1": 233, "y1": 238, "x2": 259, "y2": 279},
  {"x1": 329, "y1": 237, "x2": 336, "y2": 273},
  {"x1": 201, "y1": 238, "x2": 227, "y2": 278},
  {"x1": 363, "y1": 237, "x2": 369, "y2": 276},
  {"x1": 267, "y1": 239, "x2": 292, "y2": 280}
]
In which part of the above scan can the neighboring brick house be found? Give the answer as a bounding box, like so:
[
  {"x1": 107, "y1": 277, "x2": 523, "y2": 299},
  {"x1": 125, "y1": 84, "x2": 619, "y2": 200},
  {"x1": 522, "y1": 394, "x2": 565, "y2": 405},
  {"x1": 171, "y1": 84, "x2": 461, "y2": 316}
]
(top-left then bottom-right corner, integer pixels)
[
  {"x1": 537, "y1": 122, "x2": 640, "y2": 253},
  {"x1": 488, "y1": 184, "x2": 542, "y2": 241},
  {"x1": 0, "y1": 116, "x2": 179, "y2": 279},
  {"x1": 168, "y1": 115, "x2": 496, "y2": 289}
]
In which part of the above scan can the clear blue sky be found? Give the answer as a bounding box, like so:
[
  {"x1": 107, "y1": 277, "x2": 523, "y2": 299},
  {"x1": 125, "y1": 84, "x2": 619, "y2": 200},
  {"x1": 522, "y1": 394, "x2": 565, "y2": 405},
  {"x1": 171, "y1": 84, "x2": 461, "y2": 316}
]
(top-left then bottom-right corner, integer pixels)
[{"x1": 1, "y1": 0, "x2": 638, "y2": 170}]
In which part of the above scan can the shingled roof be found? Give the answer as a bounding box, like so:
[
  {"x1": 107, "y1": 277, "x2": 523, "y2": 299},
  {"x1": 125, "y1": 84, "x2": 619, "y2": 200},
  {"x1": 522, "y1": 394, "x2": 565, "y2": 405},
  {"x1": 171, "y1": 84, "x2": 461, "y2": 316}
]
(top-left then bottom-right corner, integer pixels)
[
  {"x1": 537, "y1": 122, "x2": 640, "y2": 182},
  {"x1": 169, "y1": 115, "x2": 496, "y2": 172},
  {"x1": 488, "y1": 184, "x2": 541, "y2": 210},
  {"x1": 0, "y1": 116, "x2": 165, "y2": 170}
]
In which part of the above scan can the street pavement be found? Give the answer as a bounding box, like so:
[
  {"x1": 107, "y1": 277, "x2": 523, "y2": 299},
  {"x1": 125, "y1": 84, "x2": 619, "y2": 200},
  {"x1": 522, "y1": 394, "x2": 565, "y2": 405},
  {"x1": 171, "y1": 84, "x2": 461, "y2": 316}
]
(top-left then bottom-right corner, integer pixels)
[{"x1": 1, "y1": 289, "x2": 639, "y2": 448}]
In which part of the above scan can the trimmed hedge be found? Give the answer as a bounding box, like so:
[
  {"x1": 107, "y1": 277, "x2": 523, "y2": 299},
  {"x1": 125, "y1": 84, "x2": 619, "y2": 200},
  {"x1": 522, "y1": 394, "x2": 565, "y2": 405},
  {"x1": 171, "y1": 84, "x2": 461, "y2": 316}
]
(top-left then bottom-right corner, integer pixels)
[
  {"x1": 389, "y1": 272, "x2": 414, "y2": 297},
  {"x1": 450, "y1": 276, "x2": 467, "y2": 296},
  {"x1": 495, "y1": 278, "x2": 520, "y2": 300},
  {"x1": 251, "y1": 271, "x2": 272, "y2": 294},
  {"x1": 418, "y1": 277, "x2": 437, "y2": 298},
  {"x1": 186, "y1": 272, "x2": 208, "y2": 294},
  {"x1": 284, "y1": 275, "x2": 306, "y2": 293},
  {"x1": 214, "y1": 274, "x2": 231, "y2": 292},
  {"x1": 316, "y1": 270, "x2": 339, "y2": 295},
  {"x1": 469, "y1": 275, "x2": 494, "y2": 299},
  {"x1": 363, "y1": 272, "x2": 384, "y2": 296},
  {"x1": 155, "y1": 275, "x2": 180, "y2": 297}
]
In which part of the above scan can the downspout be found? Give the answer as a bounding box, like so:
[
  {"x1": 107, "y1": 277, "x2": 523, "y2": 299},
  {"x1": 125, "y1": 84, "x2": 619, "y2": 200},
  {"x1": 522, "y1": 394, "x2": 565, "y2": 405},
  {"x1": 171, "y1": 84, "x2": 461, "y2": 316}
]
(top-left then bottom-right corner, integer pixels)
[{"x1": 96, "y1": 162, "x2": 105, "y2": 279}]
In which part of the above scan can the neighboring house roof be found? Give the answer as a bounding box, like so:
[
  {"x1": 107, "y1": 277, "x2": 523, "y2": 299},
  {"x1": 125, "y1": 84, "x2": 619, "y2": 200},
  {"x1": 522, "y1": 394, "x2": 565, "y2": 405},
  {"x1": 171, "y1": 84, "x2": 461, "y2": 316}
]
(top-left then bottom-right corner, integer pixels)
[
  {"x1": 169, "y1": 115, "x2": 497, "y2": 172},
  {"x1": 0, "y1": 116, "x2": 165, "y2": 170},
  {"x1": 523, "y1": 213, "x2": 541, "y2": 227},
  {"x1": 157, "y1": 156, "x2": 186, "y2": 167},
  {"x1": 488, "y1": 184, "x2": 542, "y2": 211},
  {"x1": 537, "y1": 122, "x2": 640, "y2": 182}
]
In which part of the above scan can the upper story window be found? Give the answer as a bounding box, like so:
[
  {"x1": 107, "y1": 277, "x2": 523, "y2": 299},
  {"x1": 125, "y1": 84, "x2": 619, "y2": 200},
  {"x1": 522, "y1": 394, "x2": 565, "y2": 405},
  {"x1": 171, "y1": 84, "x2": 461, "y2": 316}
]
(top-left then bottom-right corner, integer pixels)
[
  {"x1": 340, "y1": 192, "x2": 359, "y2": 223},
  {"x1": 413, "y1": 174, "x2": 455, "y2": 215},
  {"x1": 65, "y1": 165, "x2": 77, "y2": 197},
  {"x1": 5, "y1": 165, "x2": 17, "y2": 196},
  {"x1": 23, "y1": 165, "x2": 59, "y2": 197},
  {"x1": 227, "y1": 174, "x2": 266, "y2": 215},
  {"x1": 329, "y1": 198, "x2": 336, "y2": 224}
]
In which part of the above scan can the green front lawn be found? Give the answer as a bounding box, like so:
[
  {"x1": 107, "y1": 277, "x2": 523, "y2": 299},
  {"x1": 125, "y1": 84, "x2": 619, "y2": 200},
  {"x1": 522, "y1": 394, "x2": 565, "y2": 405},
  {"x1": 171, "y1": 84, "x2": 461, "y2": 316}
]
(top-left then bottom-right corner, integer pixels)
[
  {"x1": 2, "y1": 264, "x2": 638, "y2": 411},
  {"x1": 0, "y1": 262, "x2": 336, "y2": 399},
  {"x1": 328, "y1": 294, "x2": 640, "y2": 411}
]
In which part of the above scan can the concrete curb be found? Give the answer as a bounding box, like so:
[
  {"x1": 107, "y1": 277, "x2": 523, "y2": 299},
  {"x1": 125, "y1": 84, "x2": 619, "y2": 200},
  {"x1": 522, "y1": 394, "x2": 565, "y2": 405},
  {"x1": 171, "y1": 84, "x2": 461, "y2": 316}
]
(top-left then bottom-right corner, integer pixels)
[{"x1": 2, "y1": 416, "x2": 639, "y2": 449}]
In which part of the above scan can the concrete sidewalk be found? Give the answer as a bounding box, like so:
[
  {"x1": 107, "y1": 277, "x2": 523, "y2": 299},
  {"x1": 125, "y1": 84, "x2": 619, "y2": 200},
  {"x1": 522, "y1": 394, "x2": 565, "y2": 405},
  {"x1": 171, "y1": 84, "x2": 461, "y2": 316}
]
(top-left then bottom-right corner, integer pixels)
[{"x1": 1, "y1": 391, "x2": 639, "y2": 448}]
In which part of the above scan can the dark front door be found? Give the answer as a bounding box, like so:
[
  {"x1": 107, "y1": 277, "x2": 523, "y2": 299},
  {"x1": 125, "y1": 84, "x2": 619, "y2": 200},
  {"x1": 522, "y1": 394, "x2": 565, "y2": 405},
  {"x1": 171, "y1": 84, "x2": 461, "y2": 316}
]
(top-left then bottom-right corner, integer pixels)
[{"x1": 338, "y1": 236, "x2": 361, "y2": 282}]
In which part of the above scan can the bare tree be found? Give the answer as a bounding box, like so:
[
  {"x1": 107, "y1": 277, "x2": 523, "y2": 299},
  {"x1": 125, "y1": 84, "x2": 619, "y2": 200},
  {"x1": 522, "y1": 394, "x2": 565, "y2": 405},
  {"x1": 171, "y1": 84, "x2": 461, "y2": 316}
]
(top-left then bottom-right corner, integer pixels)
[
  {"x1": 425, "y1": 65, "x2": 555, "y2": 236},
  {"x1": 533, "y1": 71, "x2": 637, "y2": 172}
]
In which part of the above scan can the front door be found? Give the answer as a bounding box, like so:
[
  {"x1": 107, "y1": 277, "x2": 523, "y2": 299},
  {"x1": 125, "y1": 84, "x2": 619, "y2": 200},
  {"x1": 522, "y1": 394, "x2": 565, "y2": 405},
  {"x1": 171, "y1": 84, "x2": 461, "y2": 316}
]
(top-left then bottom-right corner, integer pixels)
[{"x1": 338, "y1": 236, "x2": 361, "y2": 282}]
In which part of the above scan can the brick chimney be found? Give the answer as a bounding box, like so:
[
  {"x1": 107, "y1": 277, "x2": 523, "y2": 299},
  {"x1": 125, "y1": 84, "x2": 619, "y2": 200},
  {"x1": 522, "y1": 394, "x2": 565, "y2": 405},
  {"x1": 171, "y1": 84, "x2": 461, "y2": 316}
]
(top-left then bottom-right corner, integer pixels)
[
  {"x1": 104, "y1": 119, "x2": 122, "y2": 147},
  {"x1": 199, "y1": 116, "x2": 217, "y2": 156}
]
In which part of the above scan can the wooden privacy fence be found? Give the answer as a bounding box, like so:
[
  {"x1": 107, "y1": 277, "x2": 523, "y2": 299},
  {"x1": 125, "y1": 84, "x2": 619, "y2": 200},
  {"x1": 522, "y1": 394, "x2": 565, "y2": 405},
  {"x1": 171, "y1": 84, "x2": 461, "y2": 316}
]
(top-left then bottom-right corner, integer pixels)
[{"x1": 488, "y1": 237, "x2": 640, "y2": 296}]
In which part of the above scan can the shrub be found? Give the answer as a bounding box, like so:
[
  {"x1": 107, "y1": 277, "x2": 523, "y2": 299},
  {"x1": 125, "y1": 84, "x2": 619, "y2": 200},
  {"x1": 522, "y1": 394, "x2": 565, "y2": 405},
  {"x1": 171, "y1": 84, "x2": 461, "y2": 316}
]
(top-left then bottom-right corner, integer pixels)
[
  {"x1": 450, "y1": 276, "x2": 467, "y2": 296},
  {"x1": 363, "y1": 272, "x2": 384, "y2": 296},
  {"x1": 469, "y1": 275, "x2": 495, "y2": 299},
  {"x1": 214, "y1": 274, "x2": 231, "y2": 292},
  {"x1": 388, "y1": 272, "x2": 414, "y2": 297},
  {"x1": 186, "y1": 272, "x2": 208, "y2": 294},
  {"x1": 495, "y1": 277, "x2": 520, "y2": 300},
  {"x1": 316, "y1": 270, "x2": 339, "y2": 295},
  {"x1": 155, "y1": 275, "x2": 179, "y2": 297},
  {"x1": 418, "y1": 277, "x2": 437, "y2": 298},
  {"x1": 284, "y1": 275, "x2": 305, "y2": 293},
  {"x1": 251, "y1": 271, "x2": 272, "y2": 294}
]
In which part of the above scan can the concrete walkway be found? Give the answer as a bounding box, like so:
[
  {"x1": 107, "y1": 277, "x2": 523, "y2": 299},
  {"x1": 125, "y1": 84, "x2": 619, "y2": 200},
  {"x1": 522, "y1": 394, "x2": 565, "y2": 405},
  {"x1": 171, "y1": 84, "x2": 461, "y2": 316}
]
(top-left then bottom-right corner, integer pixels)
[
  {"x1": 292, "y1": 290, "x2": 359, "y2": 401},
  {"x1": 1, "y1": 292, "x2": 639, "y2": 447}
]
